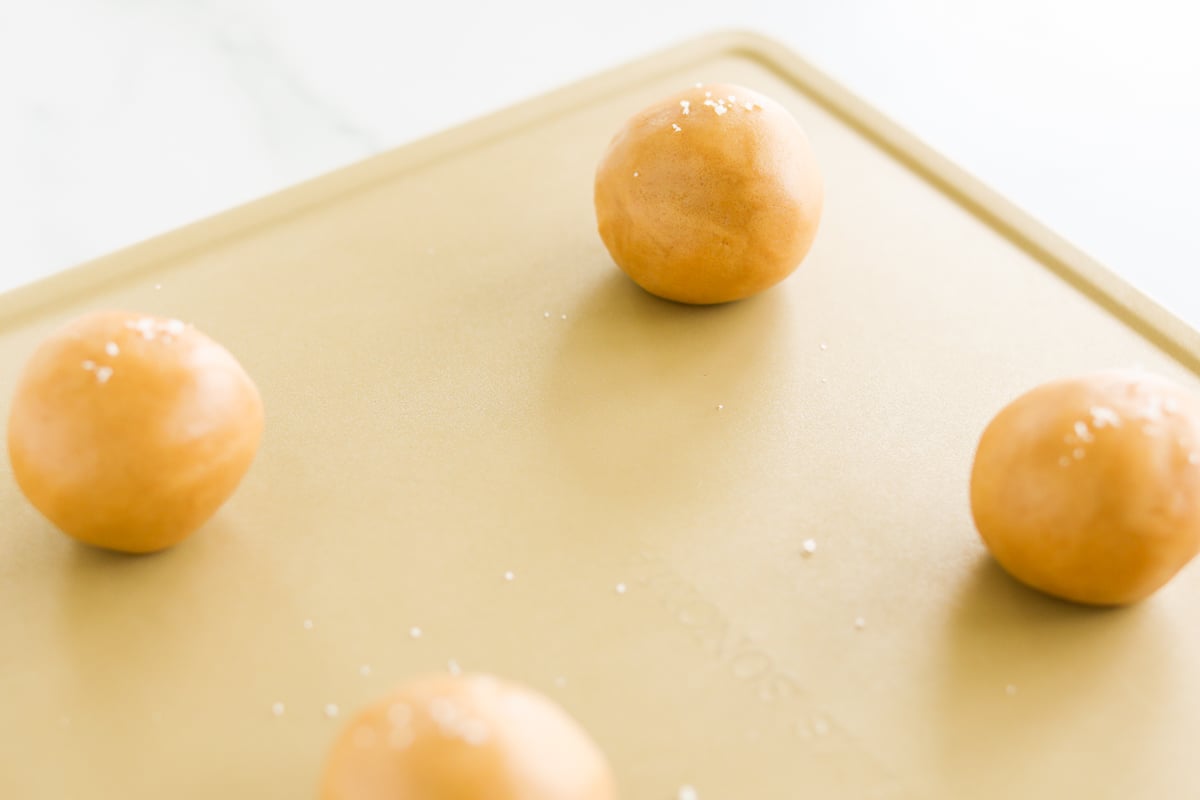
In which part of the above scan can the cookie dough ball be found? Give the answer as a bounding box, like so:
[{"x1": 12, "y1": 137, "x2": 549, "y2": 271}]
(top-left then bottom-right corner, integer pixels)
[
  {"x1": 970, "y1": 370, "x2": 1200, "y2": 605},
  {"x1": 594, "y1": 83, "x2": 823, "y2": 304},
  {"x1": 320, "y1": 674, "x2": 616, "y2": 800},
  {"x1": 7, "y1": 310, "x2": 263, "y2": 553}
]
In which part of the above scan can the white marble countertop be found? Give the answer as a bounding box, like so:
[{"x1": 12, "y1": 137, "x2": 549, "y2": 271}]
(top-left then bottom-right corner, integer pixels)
[{"x1": 3, "y1": 1, "x2": 1198, "y2": 323}]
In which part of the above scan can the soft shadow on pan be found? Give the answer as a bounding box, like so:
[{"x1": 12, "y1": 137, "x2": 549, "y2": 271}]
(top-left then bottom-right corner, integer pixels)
[
  {"x1": 928, "y1": 556, "x2": 1178, "y2": 799},
  {"x1": 540, "y1": 269, "x2": 796, "y2": 504},
  {"x1": 51, "y1": 513, "x2": 293, "y2": 789}
]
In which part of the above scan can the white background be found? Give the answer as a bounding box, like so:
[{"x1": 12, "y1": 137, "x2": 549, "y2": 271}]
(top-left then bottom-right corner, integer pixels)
[{"x1": 1, "y1": 1, "x2": 1197, "y2": 322}]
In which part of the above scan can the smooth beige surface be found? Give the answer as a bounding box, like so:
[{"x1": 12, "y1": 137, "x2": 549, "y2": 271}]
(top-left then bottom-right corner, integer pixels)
[{"x1": 2, "y1": 32, "x2": 1198, "y2": 800}]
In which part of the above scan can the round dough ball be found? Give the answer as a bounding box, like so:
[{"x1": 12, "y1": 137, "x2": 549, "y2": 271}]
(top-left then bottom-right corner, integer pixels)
[
  {"x1": 320, "y1": 674, "x2": 616, "y2": 800},
  {"x1": 7, "y1": 310, "x2": 263, "y2": 553},
  {"x1": 970, "y1": 370, "x2": 1200, "y2": 605},
  {"x1": 594, "y1": 82, "x2": 823, "y2": 304}
]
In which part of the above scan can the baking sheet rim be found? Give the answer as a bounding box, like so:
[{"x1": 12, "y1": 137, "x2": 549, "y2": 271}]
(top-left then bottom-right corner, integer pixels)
[{"x1": 4, "y1": 30, "x2": 1194, "y2": 374}]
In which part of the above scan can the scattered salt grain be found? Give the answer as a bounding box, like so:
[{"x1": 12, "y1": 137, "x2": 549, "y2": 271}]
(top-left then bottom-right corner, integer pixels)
[
  {"x1": 429, "y1": 698, "x2": 457, "y2": 728},
  {"x1": 615, "y1": 583, "x2": 627, "y2": 594},
  {"x1": 801, "y1": 538, "x2": 817, "y2": 556},
  {"x1": 105, "y1": 342, "x2": 119, "y2": 357},
  {"x1": 388, "y1": 727, "x2": 414, "y2": 749},
  {"x1": 271, "y1": 702, "x2": 285, "y2": 717},
  {"x1": 409, "y1": 626, "x2": 423, "y2": 639},
  {"x1": 460, "y1": 718, "x2": 490, "y2": 745},
  {"x1": 672, "y1": 123, "x2": 682, "y2": 132},
  {"x1": 324, "y1": 703, "x2": 339, "y2": 718},
  {"x1": 387, "y1": 703, "x2": 412, "y2": 728},
  {"x1": 678, "y1": 786, "x2": 699, "y2": 800}
]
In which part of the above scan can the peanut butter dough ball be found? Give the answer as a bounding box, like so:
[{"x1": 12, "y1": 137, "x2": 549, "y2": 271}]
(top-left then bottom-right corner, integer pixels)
[
  {"x1": 320, "y1": 674, "x2": 617, "y2": 800},
  {"x1": 7, "y1": 310, "x2": 263, "y2": 553},
  {"x1": 594, "y1": 83, "x2": 823, "y2": 304},
  {"x1": 971, "y1": 371, "x2": 1200, "y2": 605}
]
